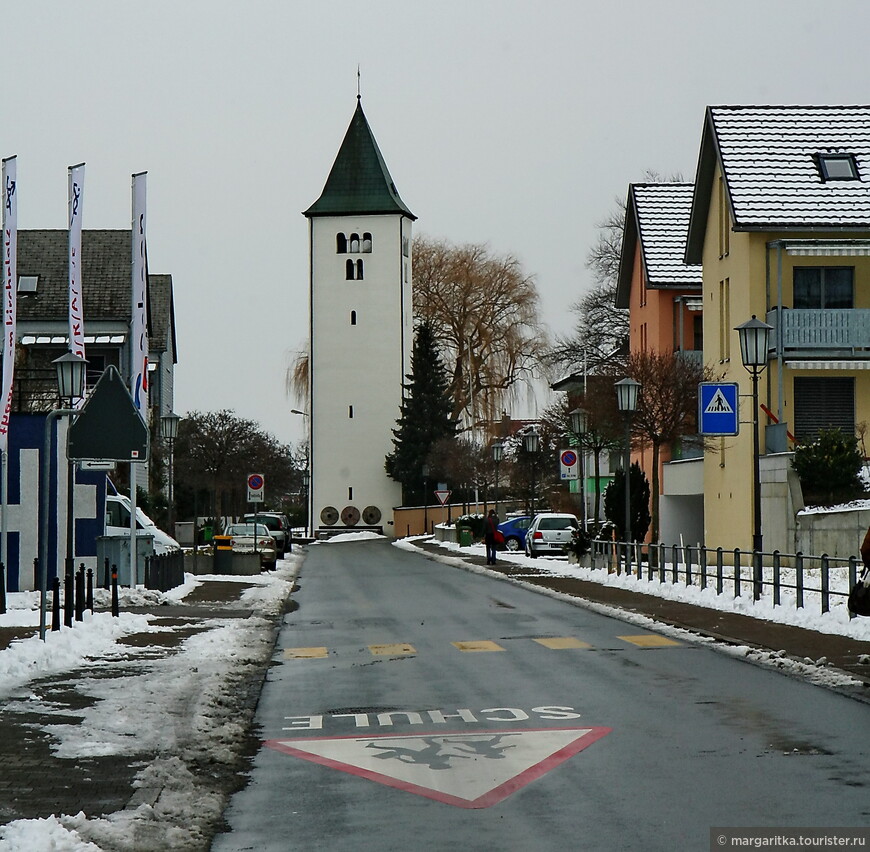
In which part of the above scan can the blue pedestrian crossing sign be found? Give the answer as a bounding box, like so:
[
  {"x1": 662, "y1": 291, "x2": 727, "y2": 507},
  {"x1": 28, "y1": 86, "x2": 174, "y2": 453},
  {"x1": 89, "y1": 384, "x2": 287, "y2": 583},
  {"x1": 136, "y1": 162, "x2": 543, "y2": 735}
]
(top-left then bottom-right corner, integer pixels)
[{"x1": 698, "y1": 382, "x2": 739, "y2": 436}]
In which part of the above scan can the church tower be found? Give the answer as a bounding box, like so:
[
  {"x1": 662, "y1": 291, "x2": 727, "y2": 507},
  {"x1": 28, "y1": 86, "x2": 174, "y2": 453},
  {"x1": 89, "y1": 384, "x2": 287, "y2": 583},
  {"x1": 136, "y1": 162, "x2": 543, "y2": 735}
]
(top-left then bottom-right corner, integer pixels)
[{"x1": 304, "y1": 97, "x2": 415, "y2": 537}]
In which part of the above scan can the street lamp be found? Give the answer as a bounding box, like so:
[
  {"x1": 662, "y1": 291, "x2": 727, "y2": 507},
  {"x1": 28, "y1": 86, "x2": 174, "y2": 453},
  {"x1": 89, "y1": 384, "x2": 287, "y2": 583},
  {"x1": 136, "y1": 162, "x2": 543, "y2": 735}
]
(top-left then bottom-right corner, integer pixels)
[
  {"x1": 522, "y1": 426, "x2": 540, "y2": 517},
  {"x1": 735, "y1": 314, "x2": 773, "y2": 599},
  {"x1": 301, "y1": 468, "x2": 310, "y2": 538},
  {"x1": 491, "y1": 439, "x2": 504, "y2": 520},
  {"x1": 160, "y1": 412, "x2": 181, "y2": 539},
  {"x1": 37, "y1": 352, "x2": 87, "y2": 639},
  {"x1": 615, "y1": 378, "x2": 641, "y2": 551},
  {"x1": 569, "y1": 408, "x2": 588, "y2": 529},
  {"x1": 421, "y1": 464, "x2": 430, "y2": 535}
]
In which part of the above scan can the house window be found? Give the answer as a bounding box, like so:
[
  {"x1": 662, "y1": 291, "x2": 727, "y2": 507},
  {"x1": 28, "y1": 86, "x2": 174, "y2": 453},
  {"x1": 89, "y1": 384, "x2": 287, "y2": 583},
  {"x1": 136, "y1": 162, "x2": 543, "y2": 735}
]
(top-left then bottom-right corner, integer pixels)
[
  {"x1": 356, "y1": 259, "x2": 364, "y2": 280},
  {"x1": 348, "y1": 487, "x2": 353, "y2": 500},
  {"x1": 346, "y1": 259, "x2": 354, "y2": 280},
  {"x1": 17, "y1": 275, "x2": 38, "y2": 294},
  {"x1": 402, "y1": 236, "x2": 410, "y2": 258},
  {"x1": 816, "y1": 153, "x2": 859, "y2": 182},
  {"x1": 350, "y1": 310, "x2": 357, "y2": 325},
  {"x1": 793, "y1": 376, "x2": 854, "y2": 443},
  {"x1": 349, "y1": 233, "x2": 360, "y2": 253},
  {"x1": 793, "y1": 267, "x2": 853, "y2": 309},
  {"x1": 362, "y1": 233, "x2": 372, "y2": 252},
  {"x1": 336, "y1": 233, "x2": 347, "y2": 253},
  {"x1": 693, "y1": 315, "x2": 703, "y2": 352}
]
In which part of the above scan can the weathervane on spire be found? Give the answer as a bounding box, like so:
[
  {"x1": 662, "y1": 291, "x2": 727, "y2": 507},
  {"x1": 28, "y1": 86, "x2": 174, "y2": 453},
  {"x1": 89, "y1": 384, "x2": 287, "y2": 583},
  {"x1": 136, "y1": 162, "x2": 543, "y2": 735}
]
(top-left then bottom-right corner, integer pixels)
[{"x1": 357, "y1": 65, "x2": 361, "y2": 100}]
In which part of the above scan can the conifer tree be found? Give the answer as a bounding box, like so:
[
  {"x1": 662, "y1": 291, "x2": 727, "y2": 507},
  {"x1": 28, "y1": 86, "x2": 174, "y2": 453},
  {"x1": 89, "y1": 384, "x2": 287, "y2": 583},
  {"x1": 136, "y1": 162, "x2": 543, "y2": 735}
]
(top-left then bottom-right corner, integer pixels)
[{"x1": 385, "y1": 322, "x2": 456, "y2": 504}]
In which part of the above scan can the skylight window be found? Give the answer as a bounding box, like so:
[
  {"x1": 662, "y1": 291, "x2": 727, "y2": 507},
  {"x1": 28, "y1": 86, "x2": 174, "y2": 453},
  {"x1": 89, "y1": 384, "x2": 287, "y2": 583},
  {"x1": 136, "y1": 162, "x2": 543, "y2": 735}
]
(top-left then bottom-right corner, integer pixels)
[
  {"x1": 817, "y1": 153, "x2": 859, "y2": 181},
  {"x1": 17, "y1": 275, "x2": 38, "y2": 294}
]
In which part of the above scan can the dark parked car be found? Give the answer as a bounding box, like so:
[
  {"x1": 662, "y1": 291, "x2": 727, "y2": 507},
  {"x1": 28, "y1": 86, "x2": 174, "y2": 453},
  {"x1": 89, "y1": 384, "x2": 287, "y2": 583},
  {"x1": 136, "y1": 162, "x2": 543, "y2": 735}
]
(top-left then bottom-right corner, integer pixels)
[{"x1": 494, "y1": 516, "x2": 531, "y2": 551}]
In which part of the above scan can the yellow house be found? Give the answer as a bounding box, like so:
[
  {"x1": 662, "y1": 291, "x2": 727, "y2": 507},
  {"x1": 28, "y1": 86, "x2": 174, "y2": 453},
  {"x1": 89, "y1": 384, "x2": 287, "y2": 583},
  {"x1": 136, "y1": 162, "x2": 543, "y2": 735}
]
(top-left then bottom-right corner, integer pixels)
[{"x1": 685, "y1": 105, "x2": 870, "y2": 553}]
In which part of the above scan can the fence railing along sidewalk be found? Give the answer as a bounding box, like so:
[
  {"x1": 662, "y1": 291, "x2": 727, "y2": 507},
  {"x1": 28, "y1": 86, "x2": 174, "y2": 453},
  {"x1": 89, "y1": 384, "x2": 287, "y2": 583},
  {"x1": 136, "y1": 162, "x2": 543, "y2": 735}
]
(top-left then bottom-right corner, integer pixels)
[{"x1": 588, "y1": 539, "x2": 862, "y2": 619}]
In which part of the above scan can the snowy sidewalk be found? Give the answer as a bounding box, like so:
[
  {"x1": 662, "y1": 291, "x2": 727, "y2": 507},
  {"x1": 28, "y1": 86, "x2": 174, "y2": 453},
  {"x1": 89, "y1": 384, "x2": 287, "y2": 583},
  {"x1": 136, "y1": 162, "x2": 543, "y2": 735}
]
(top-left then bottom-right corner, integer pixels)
[{"x1": 0, "y1": 559, "x2": 298, "y2": 852}]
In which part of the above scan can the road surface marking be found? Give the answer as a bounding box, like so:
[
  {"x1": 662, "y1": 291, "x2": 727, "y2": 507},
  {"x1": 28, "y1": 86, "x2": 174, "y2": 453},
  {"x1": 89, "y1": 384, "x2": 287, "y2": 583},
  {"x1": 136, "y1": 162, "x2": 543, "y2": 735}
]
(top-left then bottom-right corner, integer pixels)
[
  {"x1": 618, "y1": 635, "x2": 682, "y2": 648},
  {"x1": 284, "y1": 647, "x2": 329, "y2": 659},
  {"x1": 369, "y1": 643, "x2": 416, "y2": 656},
  {"x1": 265, "y1": 726, "x2": 611, "y2": 808},
  {"x1": 452, "y1": 640, "x2": 505, "y2": 652},
  {"x1": 533, "y1": 637, "x2": 592, "y2": 650}
]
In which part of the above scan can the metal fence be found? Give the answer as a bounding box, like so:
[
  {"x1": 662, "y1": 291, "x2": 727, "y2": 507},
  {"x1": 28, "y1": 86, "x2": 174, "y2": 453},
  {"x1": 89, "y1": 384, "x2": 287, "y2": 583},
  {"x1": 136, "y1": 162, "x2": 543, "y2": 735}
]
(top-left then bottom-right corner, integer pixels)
[
  {"x1": 144, "y1": 549, "x2": 185, "y2": 593},
  {"x1": 588, "y1": 539, "x2": 862, "y2": 619}
]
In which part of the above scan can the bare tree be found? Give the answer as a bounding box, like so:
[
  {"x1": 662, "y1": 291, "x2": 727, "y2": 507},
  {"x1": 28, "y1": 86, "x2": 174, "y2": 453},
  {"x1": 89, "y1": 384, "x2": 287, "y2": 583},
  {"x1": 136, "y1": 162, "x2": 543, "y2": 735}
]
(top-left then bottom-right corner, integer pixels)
[{"x1": 413, "y1": 236, "x2": 547, "y2": 429}]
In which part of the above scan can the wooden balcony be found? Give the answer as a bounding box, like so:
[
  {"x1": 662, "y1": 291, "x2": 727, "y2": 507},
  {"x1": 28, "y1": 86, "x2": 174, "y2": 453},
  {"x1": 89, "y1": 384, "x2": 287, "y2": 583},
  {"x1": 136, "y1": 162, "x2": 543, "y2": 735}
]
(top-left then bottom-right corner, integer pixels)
[{"x1": 766, "y1": 308, "x2": 870, "y2": 359}]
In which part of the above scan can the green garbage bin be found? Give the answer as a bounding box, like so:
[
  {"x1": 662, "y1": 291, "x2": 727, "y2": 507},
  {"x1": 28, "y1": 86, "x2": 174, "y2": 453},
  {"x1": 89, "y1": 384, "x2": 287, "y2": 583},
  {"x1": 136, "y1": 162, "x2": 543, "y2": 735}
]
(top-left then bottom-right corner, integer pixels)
[{"x1": 458, "y1": 527, "x2": 473, "y2": 547}]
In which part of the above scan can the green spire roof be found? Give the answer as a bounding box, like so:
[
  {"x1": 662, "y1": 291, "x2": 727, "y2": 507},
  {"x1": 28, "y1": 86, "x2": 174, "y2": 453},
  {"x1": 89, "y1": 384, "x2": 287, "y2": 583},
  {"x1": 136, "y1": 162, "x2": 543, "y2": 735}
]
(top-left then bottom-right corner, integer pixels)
[{"x1": 304, "y1": 99, "x2": 416, "y2": 220}]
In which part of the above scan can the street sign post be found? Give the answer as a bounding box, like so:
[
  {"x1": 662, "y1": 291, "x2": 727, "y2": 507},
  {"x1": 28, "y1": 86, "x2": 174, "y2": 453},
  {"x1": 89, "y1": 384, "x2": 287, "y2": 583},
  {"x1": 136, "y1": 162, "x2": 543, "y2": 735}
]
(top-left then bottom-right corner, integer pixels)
[
  {"x1": 559, "y1": 449, "x2": 579, "y2": 481},
  {"x1": 699, "y1": 382, "x2": 739, "y2": 436}
]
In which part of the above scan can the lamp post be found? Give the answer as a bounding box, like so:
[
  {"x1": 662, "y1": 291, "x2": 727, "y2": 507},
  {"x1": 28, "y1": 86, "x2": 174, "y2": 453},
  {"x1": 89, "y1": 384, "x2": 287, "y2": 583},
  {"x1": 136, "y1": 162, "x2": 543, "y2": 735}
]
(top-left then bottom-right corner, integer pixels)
[
  {"x1": 491, "y1": 439, "x2": 504, "y2": 520},
  {"x1": 569, "y1": 407, "x2": 588, "y2": 529},
  {"x1": 160, "y1": 412, "x2": 181, "y2": 540},
  {"x1": 291, "y1": 409, "x2": 310, "y2": 539},
  {"x1": 615, "y1": 378, "x2": 641, "y2": 553},
  {"x1": 522, "y1": 426, "x2": 540, "y2": 517},
  {"x1": 38, "y1": 352, "x2": 87, "y2": 640},
  {"x1": 421, "y1": 464, "x2": 430, "y2": 535},
  {"x1": 301, "y1": 468, "x2": 310, "y2": 538},
  {"x1": 735, "y1": 314, "x2": 773, "y2": 600}
]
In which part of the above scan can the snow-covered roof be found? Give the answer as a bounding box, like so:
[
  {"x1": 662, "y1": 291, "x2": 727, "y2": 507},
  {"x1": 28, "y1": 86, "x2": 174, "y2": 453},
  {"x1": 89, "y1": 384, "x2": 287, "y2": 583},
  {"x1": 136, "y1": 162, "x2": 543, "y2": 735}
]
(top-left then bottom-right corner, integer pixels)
[
  {"x1": 686, "y1": 105, "x2": 870, "y2": 263},
  {"x1": 616, "y1": 183, "x2": 701, "y2": 308}
]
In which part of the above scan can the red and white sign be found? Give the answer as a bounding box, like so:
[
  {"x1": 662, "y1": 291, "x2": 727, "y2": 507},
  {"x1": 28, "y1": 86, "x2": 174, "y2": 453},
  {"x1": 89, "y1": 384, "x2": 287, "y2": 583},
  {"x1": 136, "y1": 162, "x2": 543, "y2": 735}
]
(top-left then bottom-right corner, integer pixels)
[
  {"x1": 559, "y1": 449, "x2": 579, "y2": 481},
  {"x1": 434, "y1": 490, "x2": 451, "y2": 506},
  {"x1": 247, "y1": 473, "x2": 265, "y2": 503},
  {"x1": 265, "y1": 726, "x2": 611, "y2": 809}
]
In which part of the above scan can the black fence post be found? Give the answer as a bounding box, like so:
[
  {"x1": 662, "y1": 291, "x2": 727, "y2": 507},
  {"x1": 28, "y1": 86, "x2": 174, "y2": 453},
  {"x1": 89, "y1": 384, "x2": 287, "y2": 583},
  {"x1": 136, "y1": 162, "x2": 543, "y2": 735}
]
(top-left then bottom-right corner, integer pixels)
[
  {"x1": 733, "y1": 549, "x2": 741, "y2": 598},
  {"x1": 716, "y1": 547, "x2": 724, "y2": 595},
  {"x1": 75, "y1": 565, "x2": 85, "y2": 622},
  {"x1": 51, "y1": 577, "x2": 61, "y2": 631},
  {"x1": 821, "y1": 553, "x2": 830, "y2": 614},
  {"x1": 0, "y1": 562, "x2": 5, "y2": 615},
  {"x1": 700, "y1": 545, "x2": 708, "y2": 591},
  {"x1": 111, "y1": 565, "x2": 119, "y2": 617},
  {"x1": 104, "y1": 557, "x2": 110, "y2": 590},
  {"x1": 64, "y1": 564, "x2": 74, "y2": 627},
  {"x1": 772, "y1": 550, "x2": 781, "y2": 607},
  {"x1": 86, "y1": 569, "x2": 94, "y2": 613},
  {"x1": 848, "y1": 556, "x2": 857, "y2": 621},
  {"x1": 795, "y1": 552, "x2": 804, "y2": 609}
]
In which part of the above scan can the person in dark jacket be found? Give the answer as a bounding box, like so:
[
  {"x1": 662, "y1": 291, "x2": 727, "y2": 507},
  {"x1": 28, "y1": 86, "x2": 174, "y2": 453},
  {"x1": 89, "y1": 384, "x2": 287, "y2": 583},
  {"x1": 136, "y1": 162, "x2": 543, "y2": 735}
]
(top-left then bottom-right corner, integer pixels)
[{"x1": 484, "y1": 509, "x2": 499, "y2": 565}]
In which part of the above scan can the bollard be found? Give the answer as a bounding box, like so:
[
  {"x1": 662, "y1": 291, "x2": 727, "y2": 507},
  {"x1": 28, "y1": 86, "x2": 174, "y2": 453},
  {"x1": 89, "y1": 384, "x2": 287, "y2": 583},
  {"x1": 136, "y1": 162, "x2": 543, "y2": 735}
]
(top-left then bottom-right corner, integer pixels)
[
  {"x1": 104, "y1": 557, "x2": 110, "y2": 590},
  {"x1": 64, "y1": 564, "x2": 74, "y2": 628},
  {"x1": 51, "y1": 577, "x2": 61, "y2": 631},
  {"x1": 75, "y1": 564, "x2": 85, "y2": 622},
  {"x1": 111, "y1": 565, "x2": 119, "y2": 617},
  {"x1": 86, "y1": 569, "x2": 94, "y2": 613},
  {"x1": 0, "y1": 562, "x2": 5, "y2": 615}
]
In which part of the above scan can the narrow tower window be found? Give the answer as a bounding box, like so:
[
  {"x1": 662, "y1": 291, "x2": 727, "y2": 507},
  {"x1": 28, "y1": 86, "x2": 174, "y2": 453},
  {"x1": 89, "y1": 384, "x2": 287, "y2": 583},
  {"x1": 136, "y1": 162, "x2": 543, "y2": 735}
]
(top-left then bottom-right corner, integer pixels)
[
  {"x1": 362, "y1": 233, "x2": 372, "y2": 252},
  {"x1": 356, "y1": 259, "x2": 364, "y2": 280},
  {"x1": 349, "y1": 233, "x2": 360, "y2": 253},
  {"x1": 349, "y1": 405, "x2": 354, "y2": 418},
  {"x1": 346, "y1": 259, "x2": 354, "y2": 280},
  {"x1": 348, "y1": 487, "x2": 353, "y2": 500},
  {"x1": 336, "y1": 233, "x2": 347, "y2": 253},
  {"x1": 350, "y1": 310, "x2": 357, "y2": 325}
]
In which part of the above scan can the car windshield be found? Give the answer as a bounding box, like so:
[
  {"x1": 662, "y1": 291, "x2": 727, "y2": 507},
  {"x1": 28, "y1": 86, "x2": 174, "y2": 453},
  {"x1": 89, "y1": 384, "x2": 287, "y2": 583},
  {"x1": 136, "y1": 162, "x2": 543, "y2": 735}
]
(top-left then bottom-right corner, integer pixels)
[
  {"x1": 244, "y1": 516, "x2": 281, "y2": 530},
  {"x1": 538, "y1": 517, "x2": 578, "y2": 531},
  {"x1": 228, "y1": 524, "x2": 269, "y2": 536}
]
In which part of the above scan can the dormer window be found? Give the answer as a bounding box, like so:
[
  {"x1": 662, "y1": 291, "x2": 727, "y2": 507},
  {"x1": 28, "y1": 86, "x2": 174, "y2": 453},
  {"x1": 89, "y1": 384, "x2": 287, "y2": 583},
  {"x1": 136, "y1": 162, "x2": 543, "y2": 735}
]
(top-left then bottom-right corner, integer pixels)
[
  {"x1": 17, "y1": 275, "x2": 38, "y2": 294},
  {"x1": 817, "y1": 153, "x2": 859, "y2": 181}
]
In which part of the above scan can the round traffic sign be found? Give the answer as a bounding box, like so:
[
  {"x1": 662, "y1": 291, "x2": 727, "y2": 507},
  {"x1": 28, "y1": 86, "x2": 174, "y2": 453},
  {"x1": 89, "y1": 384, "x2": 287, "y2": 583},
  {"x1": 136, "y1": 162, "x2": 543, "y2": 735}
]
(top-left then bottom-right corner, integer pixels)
[
  {"x1": 248, "y1": 473, "x2": 264, "y2": 490},
  {"x1": 560, "y1": 450, "x2": 577, "y2": 466}
]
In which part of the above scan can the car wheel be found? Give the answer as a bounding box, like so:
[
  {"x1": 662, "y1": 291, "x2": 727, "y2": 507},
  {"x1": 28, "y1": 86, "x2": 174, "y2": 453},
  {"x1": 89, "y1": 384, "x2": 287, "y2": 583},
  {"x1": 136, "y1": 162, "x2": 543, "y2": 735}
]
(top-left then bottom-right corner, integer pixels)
[{"x1": 505, "y1": 537, "x2": 521, "y2": 552}]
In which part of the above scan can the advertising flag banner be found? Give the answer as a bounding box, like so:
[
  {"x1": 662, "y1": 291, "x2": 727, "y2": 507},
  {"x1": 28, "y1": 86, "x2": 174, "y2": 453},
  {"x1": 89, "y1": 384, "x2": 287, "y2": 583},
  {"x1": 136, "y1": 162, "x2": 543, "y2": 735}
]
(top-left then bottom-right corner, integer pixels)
[
  {"x1": 68, "y1": 163, "x2": 86, "y2": 406},
  {"x1": 131, "y1": 172, "x2": 148, "y2": 410},
  {"x1": 0, "y1": 156, "x2": 17, "y2": 453}
]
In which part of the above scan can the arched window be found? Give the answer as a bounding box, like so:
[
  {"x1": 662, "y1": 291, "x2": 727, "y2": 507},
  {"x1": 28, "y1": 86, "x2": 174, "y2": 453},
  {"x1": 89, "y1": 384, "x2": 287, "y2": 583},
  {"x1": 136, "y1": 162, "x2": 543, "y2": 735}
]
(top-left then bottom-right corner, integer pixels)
[
  {"x1": 349, "y1": 233, "x2": 360, "y2": 253},
  {"x1": 362, "y1": 233, "x2": 372, "y2": 253},
  {"x1": 356, "y1": 259, "x2": 364, "y2": 280},
  {"x1": 346, "y1": 259, "x2": 354, "y2": 280},
  {"x1": 336, "y1": 233, "x2": 347, "y2": 253},
  {"x1": 350, "y1": 310, "x2": 357, "y2": 325}
]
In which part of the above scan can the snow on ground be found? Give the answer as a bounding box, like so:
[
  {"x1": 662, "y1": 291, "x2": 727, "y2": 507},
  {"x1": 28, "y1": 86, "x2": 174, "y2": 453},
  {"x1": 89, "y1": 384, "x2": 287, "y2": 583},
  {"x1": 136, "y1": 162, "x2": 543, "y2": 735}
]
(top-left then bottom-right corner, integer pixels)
[{"x1": 0, "y1": 552, "x2": 302, "y2": 852}]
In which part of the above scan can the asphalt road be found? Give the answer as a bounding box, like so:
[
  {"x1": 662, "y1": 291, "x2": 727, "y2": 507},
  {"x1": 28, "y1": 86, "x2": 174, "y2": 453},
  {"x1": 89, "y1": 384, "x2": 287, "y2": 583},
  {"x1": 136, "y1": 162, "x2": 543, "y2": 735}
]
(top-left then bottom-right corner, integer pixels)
[{"x1": 212, "y1": 540, "x2": 870, "y2": 852}]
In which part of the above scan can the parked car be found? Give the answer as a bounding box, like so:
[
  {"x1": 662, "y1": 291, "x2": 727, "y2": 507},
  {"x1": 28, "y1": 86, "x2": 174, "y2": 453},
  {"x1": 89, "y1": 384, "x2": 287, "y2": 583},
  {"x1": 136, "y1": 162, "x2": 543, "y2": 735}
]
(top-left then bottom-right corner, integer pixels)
[
  {"x1": 225, "y1": 523, "x2": 278, "y2": 569},
  {"x1": 105, "y1": 493, "x2": 181, "y2": 555},
  {"x1": 495, "y1": 515, "x2": 531, "y2": 551},
  {"x1": 524, "y1": 513, "x2": 580, "y2": 558},
  {"x1": 241, "y1": 512, "x2": 289, "y2": 555}
]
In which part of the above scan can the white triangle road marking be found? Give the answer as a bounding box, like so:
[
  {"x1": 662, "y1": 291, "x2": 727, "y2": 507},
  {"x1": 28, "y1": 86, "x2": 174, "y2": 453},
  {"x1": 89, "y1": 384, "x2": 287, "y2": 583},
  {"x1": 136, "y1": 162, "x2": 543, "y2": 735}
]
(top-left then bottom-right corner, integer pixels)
[{"x1": 265, "y1": 726, "x2": 611, "y2": 808}]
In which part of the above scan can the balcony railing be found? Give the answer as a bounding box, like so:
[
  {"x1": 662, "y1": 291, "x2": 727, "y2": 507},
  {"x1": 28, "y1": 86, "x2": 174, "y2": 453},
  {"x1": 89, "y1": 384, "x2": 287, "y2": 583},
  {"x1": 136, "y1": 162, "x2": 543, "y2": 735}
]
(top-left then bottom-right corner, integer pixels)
[
  {"x1": 675, "y1": 349, "x2": 703, "y2": 367},
  {"x1": 766, "y1": 308, "x2": 870, "y2": 356}
]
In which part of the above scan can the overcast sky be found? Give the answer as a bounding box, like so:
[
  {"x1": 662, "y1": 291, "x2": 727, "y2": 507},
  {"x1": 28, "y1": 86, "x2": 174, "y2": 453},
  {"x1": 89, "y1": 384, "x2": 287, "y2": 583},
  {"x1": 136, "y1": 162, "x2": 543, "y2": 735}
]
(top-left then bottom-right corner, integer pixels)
[{"x1": 4, "y1": 1, "x2": 870, "y2": 447}]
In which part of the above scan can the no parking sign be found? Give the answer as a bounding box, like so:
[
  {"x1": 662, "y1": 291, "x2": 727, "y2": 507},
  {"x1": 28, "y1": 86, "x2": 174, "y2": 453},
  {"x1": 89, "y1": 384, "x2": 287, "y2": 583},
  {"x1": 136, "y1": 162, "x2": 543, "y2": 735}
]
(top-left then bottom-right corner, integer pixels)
[
  {"x1": 247, "y1": 473, "x2": 265, "y2": 503},
  {"x1": 559, "y1": 449, "x2": 579, "y2": 481}
]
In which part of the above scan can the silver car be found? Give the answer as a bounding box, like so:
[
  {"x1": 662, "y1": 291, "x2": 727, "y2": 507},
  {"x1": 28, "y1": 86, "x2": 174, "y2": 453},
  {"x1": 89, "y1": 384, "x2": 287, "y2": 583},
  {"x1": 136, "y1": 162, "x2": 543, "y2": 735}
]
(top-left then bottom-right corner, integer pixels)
[
  {"x1": 524, "y1": 513, "x2": 579, "y2": 558},
  {"x1": 225, "y1": 523, "x2": 278, "y2": 569}
]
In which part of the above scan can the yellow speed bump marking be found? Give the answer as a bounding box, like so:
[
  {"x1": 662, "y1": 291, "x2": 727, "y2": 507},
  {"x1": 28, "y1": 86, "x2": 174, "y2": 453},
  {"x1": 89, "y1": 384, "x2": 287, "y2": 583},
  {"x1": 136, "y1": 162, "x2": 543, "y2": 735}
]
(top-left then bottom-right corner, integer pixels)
[
  {"x1": 452, "y1": 640, "x2": 505, "y2": 652},
  {"x1": 284, "y1": 647, "x2": 329, "y2": 659},
  {"x1": 368, "y1": 643, "x2": 416, "y2": 656},
  {"x1": 618, "y1": 635, "x2": 682, "y2": 648},
  {"x1": 533, "y1": 637, "x2": 592, "y2": 650}
]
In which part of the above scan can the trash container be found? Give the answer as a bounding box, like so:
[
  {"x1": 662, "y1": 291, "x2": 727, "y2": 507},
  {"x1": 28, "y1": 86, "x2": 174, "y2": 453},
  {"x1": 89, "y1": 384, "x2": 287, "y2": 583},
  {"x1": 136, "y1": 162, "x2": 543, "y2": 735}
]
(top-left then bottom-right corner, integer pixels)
[
  {"x1": 201, "y1": 526, "x2": 214, "y2": 543},
  {"x1": 212, "y1": 535, "x2": 233, "y2": 574},
  {"x1": 458, "y1": 527, "x2": 473, "y2": 547}
]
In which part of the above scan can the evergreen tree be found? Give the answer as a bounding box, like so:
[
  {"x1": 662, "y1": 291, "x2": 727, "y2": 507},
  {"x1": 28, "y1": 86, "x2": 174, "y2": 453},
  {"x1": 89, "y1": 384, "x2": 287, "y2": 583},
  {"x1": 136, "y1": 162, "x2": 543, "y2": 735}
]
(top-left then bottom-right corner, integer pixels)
[
  {"x1": 385, "y1": 322, "x2": 456, "y2": 504},
  {"x1": 603, "y1": 461, "x2": 651, "y2": 542}
]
